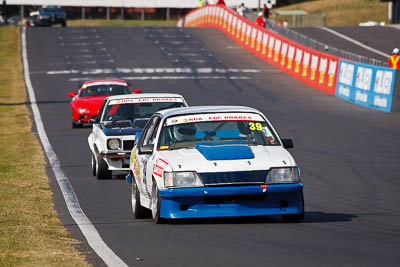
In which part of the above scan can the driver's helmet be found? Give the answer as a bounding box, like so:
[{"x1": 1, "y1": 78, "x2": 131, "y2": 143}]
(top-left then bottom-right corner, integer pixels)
[{"x1": 174, "y1": 123, "x2": 197, "y2": 142}]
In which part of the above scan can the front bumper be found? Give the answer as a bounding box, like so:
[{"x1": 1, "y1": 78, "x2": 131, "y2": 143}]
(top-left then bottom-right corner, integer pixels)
[
  {"x1": 158, "y1": 184, "x2": 303, "y2": 219},
  {"x1": 37, "y1": 19, "x2": 52, "y2": 26},
  {"x1": 74, "y1": 113, "x2": 96, "y2": 123},
  {"x1": 38, "y1": 17, "x2": 65, "y2": 25}
]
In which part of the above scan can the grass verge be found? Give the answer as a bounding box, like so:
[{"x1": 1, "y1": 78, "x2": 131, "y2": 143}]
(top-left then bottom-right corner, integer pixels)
[
  {"x1": 67, "y1": 19, "x2": 178, "y2": 27},
  {"x1": 0, "y1": 26, "x2": 89, "y2": 266},
  {"x1": 273, "y1": 0, "x2": 388, "y2": 26}
]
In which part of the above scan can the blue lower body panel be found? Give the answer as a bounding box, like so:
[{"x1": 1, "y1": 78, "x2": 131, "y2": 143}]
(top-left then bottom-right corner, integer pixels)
[{"x1": 158, "y1": 184, "x2": 303, "y2": 219}]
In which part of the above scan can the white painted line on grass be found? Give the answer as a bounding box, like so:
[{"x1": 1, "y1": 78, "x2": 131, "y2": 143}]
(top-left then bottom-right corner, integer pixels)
[
  {"x1": 319, "y1": 26, "x2": 390, "y2": 58},
  {"x1": 21, "y1": 27, "x2": 128, "y2": 267}
]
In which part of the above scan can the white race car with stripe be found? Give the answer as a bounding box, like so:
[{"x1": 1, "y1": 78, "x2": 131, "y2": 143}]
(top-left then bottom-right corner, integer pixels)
[
  {"x1": 88, "y1": 93, "x2": 188, "y2": 179},
  {"x1": 127, "y1": 106, "x2": 304, "y2": 223}
]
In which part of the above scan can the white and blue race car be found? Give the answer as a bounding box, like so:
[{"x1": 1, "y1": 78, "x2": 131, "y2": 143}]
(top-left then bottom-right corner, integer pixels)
[
  {"x1": 127, "y1": 106, "x2": 304, "y2": 223},
  {"x1": 88, "y1": 93, "x2": 188, "y2": 179}
]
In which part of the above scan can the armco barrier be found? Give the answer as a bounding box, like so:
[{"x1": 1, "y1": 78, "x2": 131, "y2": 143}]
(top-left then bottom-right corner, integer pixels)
[
  {"x1": 336, "y1": 59, "x2": 397, "y2": 112},
  {"x1": 179, "y1": 5, "x2": 339, "y2": 95},
  {"x1": 178, "y1": 5, "x2": 399, "y2": 112}
]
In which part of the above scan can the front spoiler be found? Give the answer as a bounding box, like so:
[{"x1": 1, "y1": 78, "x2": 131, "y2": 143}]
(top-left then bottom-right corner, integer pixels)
[
  {"x1": 100, "y1": 151, "x2": 131, "y2": 159},
  {"x1": 100, "y1": 152, "x2": 131, "y2": 171},
  {"x1": 72, "y1": 120, "x2": 92, "y2": 127},
  {"x1": 158, "y1": 184, "x2": 303, "y2": 219}
]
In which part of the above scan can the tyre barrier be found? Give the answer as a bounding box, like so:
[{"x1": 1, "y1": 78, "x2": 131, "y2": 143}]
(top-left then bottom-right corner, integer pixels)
[{"x1": 178, "y1": 5, "x2": 399, "y2": 112}]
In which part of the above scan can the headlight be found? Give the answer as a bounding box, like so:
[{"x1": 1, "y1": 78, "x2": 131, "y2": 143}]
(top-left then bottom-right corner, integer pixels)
[
  {"x1": 107, "y1": 139, "x2": 121, "y2": 150},
  {"x1": 164, "y1": 172, "x2": 204, "y2": 188},
  {"x1": 78, "y1": 108, "x2": 89, "y2": 113},
  {"x1": 265, "y1": 167, "x2": 300, "y2": 184}
]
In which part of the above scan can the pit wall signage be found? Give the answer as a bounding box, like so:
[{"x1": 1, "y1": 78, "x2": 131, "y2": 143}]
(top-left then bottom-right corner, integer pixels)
[
  {"x1": 178, "y1": 5, "x2": 339, "y2": 95},
  {"x1": 336, "y1": 59, "x2": 396, "y2": 112}
]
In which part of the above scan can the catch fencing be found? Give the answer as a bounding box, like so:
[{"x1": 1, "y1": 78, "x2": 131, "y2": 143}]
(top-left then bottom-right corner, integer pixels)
[
  {"x1": 263, "y1": 19, "x2": 388, "y2": 67},
  {"x1": 179, "y1": 5, "x2": 340, "y2": 95}
]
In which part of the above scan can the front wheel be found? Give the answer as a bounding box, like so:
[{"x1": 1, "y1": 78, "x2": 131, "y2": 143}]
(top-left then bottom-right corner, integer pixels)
[
  {"x1": 281, "y1": 192, "x2": 304, "y2": 223},
  {"x1": 91, "y1": 153, "x2": 97, "y2": 176},
  {"x1": 132, "y1": 179, "x2": 150, "y2": 219},
  {"x1": 281, "y1": 212, "x2": 304, "y2": 222},
  {"x1": 96, "y1": 154, "x2": 112, "y2": 180},
  {"x1": 72, "y1": 121, "x2": 80, "y2": 128},
  {"x1": 151, "y1": 183, "x2": 163, "y2": 224}
]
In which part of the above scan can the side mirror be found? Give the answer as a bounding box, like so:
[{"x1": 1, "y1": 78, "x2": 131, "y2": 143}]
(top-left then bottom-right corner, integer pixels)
[
  {"x1": 138, "y1": 145, "x2": 153, "y2": 155},
  {"x1": 126, "y1": 173, "x2": 132, "y2": 184},
  {"x1": 281, "y1": 139, "x2": 294, "y2": 149},
  {"x1": 68, "y1": 92, "x2": 76, "y2": 97},
  {"x1": 89, "y1": 118, "x2": 97, "y2": 124}
]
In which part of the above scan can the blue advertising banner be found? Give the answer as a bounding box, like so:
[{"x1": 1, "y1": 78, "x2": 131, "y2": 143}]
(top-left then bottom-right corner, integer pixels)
[{"x1": 336, "y1": 59, "x2": 396, "y2": 112}]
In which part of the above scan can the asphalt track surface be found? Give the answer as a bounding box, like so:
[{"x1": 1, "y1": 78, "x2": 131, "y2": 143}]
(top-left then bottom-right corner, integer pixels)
[
  {"x1": 26, "y1": 27, "x2": 400, "y2": 267},
  {"x1": 294, "y1": 26, "x2": 400, "y2": 62}
]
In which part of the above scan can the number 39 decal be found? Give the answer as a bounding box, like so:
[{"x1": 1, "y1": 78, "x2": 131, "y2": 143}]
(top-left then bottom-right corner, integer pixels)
[{"x1": 249, "y1": 122, "x2": 262, "y2": 131}]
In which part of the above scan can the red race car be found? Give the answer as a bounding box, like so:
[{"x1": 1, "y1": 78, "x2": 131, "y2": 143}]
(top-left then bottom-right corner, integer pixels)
[{"x1": 68, "y1": 80, "x2": 134, "y2": 128}]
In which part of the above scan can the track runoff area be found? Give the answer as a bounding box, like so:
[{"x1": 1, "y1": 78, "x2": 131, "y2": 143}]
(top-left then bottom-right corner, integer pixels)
[{"x1": 23, "y1": 24, "x2": 400, "y2": 267}]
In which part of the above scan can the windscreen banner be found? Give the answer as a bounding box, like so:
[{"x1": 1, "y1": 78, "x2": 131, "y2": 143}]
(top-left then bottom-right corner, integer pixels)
[
  {"x1": 179, "y1": 5, "x2": 339, "y2": 95},
  {"x1": 336, "y1": 59, "x2": 397, "y2": 112}
]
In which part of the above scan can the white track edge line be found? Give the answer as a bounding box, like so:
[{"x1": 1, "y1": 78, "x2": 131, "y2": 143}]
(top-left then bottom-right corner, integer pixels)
[
  {"x1": 318, "y1": 26, "x2": 391, "y2": 59},
  {"x1": 21, "y1": 27, "x2": 128, "y2": 267}
]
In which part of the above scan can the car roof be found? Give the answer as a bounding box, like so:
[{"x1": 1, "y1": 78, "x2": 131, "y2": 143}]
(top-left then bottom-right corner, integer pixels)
[
  {"x1": 156, "y1": 106, "x2": 263, "y2": 118},
  {"x1": 83, "y1": 80, "x2": 128, "y2": 86},
  {"x1": 105, "y1": 93, "x2": 186, "y2": 101}
]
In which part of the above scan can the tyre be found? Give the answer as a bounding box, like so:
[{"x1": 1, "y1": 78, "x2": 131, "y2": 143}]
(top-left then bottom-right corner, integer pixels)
[
  {"x1": 96, "y1": 154, "x2": 112, "y2": 180},
  {"x1": 72, "y1": 121, "x2": 80, "y2": 128},
  {"x1": 132, "y1": 179, "x2": 150, "y2": 219},
  {"x1": 91, "y1": 153, "x2": 97, "y2": 176},
  {"x1": 151, "y1": 183, "x2": 163, "y2": 224},
  {"x1": 281, "y1": 192, "x2": 304, "y2": 223}
]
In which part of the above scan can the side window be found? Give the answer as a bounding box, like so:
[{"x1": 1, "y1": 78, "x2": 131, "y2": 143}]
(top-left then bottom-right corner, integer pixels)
[
  {"x1": 137, "y1": 116, "x2": 159, "y2": 147},
  {"x1": 97, "y1": 100, "x2": 107, "y2": 123},
  {"x1": 143, "y1": 117, "x2": 161, "y2": 146},
  {"x1": 148, "y1": 122, "x2": 161, "y2": 145}
]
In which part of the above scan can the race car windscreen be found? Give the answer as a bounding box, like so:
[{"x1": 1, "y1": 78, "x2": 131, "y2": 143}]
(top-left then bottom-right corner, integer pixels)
[
  {"x1": 79, "y1": 84, "x2": 130, "y2": 97},
  {"x1": 102, "y1": 102, "x2": 185, "y2": 122},
  {"x1": 158, "y1": 120, "x2": 280, "y2": 150}
]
